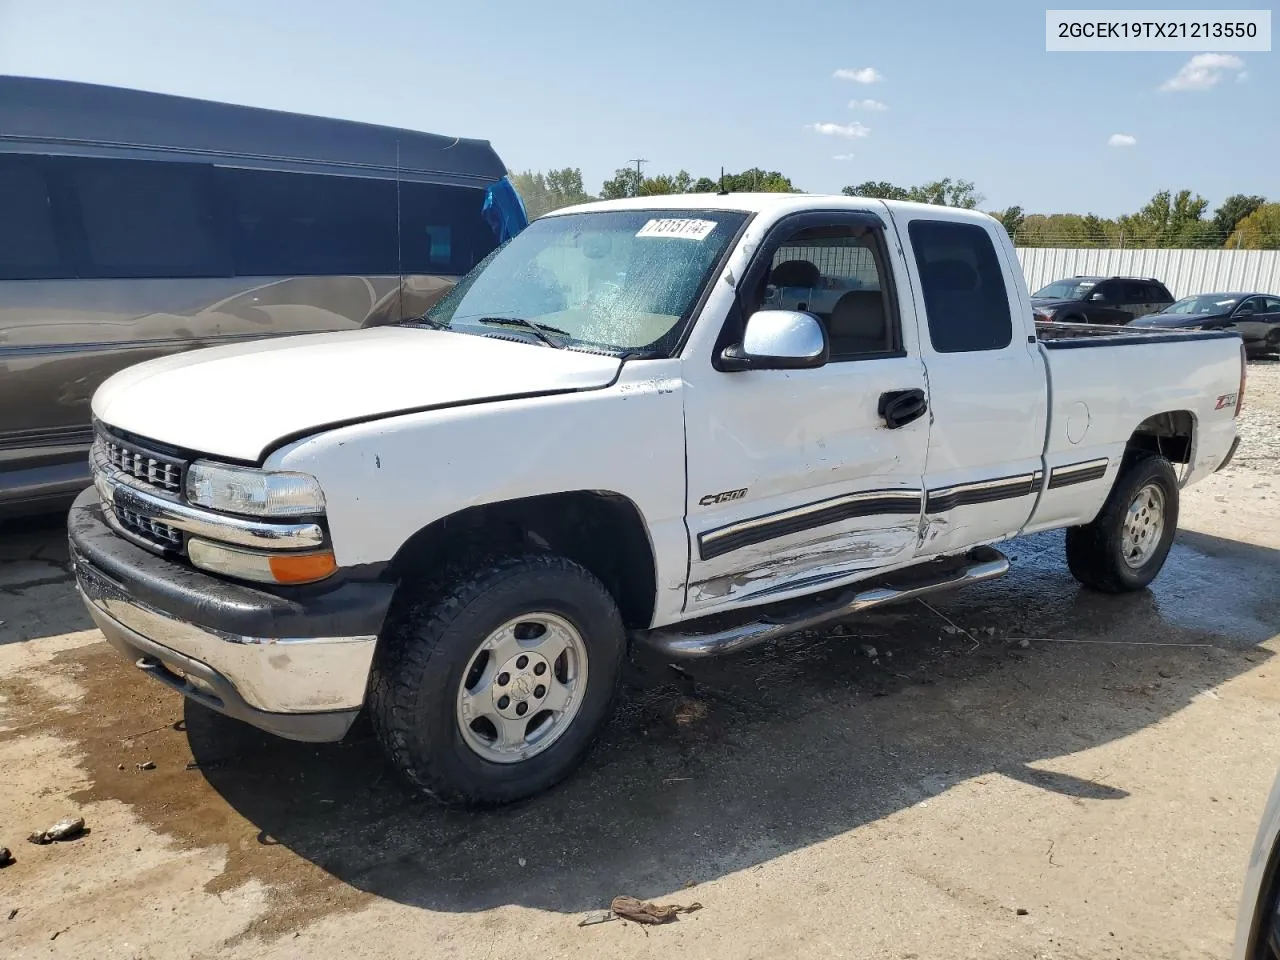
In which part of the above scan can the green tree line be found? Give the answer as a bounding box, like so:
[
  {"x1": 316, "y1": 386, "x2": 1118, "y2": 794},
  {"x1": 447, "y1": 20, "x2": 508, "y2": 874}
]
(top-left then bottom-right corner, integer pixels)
[{"x1": 509, "y1": 168, "x2": 1280, "y2": 249}]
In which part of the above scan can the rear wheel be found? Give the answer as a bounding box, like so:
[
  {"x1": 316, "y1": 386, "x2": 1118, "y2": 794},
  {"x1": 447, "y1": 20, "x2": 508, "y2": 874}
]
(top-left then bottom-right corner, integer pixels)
[
  {"x1": 369, "y1": 553, "x2": 625, "y2": 806},
  {"x1": 1065, "y1": 453, "x2": 1179, "y2": 593}
]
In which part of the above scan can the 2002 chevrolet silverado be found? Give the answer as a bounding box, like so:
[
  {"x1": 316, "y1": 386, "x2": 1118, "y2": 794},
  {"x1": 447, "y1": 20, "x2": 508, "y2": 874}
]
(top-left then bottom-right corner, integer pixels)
[{"x1": 69, "y1": 194, "x2": 1247, "y2": 806}]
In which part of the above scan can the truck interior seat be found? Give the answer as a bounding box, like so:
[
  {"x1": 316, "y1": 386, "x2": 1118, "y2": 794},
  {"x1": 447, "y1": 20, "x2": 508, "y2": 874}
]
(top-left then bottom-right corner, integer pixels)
[{"x1": 828, "y1": 290, "x2": 889, "y2": 355}]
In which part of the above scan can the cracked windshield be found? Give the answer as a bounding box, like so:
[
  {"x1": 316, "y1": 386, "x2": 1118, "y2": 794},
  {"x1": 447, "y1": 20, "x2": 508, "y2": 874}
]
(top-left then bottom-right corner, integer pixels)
[{"x1": 423, "y1": 210, "x2": 746, "y2": 352}]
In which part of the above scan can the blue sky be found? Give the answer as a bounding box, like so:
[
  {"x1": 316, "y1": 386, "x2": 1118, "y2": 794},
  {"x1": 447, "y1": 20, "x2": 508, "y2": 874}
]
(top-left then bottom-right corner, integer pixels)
[{"x1": 0, "y1": 0, "x2": 1273, "y2": 216}]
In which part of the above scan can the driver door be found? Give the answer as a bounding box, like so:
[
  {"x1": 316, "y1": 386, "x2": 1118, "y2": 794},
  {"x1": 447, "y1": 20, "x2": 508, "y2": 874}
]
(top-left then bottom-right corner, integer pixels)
[{"x1": 680, "y1": 210, "x2": 931, "y2": 615}]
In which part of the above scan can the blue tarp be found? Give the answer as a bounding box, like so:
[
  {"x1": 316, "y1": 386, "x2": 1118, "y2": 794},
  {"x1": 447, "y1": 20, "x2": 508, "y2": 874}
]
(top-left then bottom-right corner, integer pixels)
[{"x1": 482, "y1": 176, "x2": 530, "y2": 244}]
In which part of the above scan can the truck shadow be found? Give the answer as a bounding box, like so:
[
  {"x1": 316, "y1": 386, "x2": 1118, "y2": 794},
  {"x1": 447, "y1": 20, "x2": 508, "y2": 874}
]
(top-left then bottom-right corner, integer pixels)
[{"x1": 189, "y1": 528, "x2": 1278, "y2": 915}]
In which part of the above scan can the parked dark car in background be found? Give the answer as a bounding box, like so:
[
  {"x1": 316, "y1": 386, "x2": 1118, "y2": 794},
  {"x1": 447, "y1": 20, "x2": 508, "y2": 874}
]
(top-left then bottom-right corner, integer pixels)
[
  {"x1": 1030, "y1": 275, "x2": 1175, "y2": 325},
  {"x1": 1231, "y1": 295, "x2": 1280, "y2": 358},
  {"x1": 1128, "y1": 292, "x2": 1280, "y2": 351},
  {"x1": 0, "y1": 76, "x2": 525, "y2": 518}
]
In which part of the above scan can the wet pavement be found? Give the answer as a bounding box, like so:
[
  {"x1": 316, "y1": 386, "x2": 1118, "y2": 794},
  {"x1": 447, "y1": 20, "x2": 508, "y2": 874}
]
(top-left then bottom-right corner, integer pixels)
[{"x1": 1, "y1": 365, "x2": 1278, "y2": 959}]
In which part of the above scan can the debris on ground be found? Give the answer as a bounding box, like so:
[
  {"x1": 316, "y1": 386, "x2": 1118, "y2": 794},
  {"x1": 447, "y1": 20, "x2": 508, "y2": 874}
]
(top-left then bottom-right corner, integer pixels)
[
  {"x1": 27, "y1": 816, "x2": 86, "y2": 845},
  {"x1": 0, "y1": 847, "x2": 14, "y2": 868},
  {"x1": 670, "y1": 697, "x2": 709, "y2": 726},
  {"x1": 136, "y1": 760, "x2": 156, "y2": 771},
  {"x1": 1016, "y1": 907, "x2": 1029, "y2": 916},
  {"x1": 1017, "y1": 639, "x2": 1031, "y2": 649},
  {"x1": 609, "y1": 895, "x2": 703, "y2": 925},
  {"x1": 860, "y1": 644, "x2": 879, "y2": 659},
  {"x1": 7, "y1": 908, "x2": 17, "y2": 921},
  {"x1": 577, "y1": 910, "x2": 617, "y2": 927}
]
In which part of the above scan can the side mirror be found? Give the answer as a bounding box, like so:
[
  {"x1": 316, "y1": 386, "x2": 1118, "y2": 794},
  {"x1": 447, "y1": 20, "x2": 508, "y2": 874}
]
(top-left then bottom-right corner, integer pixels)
[
  {"x1": 720, "y1": 310, "x2": 829, "y2": 372},
  {"x1": 1089, "y1": 292, "x2": 1106, "y2": 302}
]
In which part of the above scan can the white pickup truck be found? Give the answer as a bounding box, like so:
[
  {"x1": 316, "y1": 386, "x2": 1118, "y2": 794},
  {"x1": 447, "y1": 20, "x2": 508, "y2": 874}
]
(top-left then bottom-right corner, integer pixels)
[{"x1": 70, "y1": 194, "x2": 1247, "y2": 806}]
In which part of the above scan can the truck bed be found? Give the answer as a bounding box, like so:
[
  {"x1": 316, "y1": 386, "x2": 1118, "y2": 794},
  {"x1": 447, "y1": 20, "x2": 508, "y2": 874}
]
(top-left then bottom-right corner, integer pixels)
[{"x1": 1035, "y1": 320, "x2": 1241, "y2": 349}]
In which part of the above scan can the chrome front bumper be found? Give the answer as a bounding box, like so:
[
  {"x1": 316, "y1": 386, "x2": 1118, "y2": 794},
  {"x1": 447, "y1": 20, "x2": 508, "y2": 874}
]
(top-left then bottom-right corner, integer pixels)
[
  {"x1": 80, "y1": 566, "x2": 376, "y2": 713},
  {"x1": 78, "y1": 563, "x2": 376, "y2": 742},
  {"x1": 69, "y1": 486, "x2": 392, "y2": 743}
]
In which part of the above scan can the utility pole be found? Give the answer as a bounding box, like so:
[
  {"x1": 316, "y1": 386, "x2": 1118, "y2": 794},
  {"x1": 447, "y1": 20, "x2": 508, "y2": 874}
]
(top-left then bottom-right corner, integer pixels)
[{"x1": 628, "y1": 158, "x2": 646, "y2": 197}]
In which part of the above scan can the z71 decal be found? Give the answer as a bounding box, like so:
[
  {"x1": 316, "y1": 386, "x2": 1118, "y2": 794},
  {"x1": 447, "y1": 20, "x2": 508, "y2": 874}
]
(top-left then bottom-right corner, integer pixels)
[
  {"x1": 699, "y1": 488, "x2": 748, "y2": 507},
  {"x1": 1215, "y1": 393, "x2": 1238, "y2": 410}
]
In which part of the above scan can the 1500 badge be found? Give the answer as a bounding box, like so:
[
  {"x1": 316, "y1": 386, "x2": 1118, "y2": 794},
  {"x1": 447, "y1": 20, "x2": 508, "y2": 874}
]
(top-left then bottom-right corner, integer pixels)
[{"x1": 699, "y1": 488, "x2": 748, "y2": 506}]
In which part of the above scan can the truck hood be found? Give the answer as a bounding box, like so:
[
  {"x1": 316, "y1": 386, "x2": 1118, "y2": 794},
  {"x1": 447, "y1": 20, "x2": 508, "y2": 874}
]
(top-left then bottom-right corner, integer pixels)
[{"x1": 92, "y1": 327, "x2": 623, "y2": 462}]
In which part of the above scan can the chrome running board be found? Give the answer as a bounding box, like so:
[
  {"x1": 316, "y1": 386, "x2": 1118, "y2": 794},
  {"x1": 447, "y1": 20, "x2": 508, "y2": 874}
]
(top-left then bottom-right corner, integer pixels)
[{"x1": 639, "y1": 546, "x2": 1010, "y2": 659}]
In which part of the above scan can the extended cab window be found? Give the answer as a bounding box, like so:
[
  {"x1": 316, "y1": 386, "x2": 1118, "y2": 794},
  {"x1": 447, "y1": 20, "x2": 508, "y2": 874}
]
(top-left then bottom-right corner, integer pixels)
[
  {"x1": 908, "y1": 220, "x2": 1012, "y2": 353},
  {"x1": 756, "y1": 223, "x2": 898, "y2": 360}
]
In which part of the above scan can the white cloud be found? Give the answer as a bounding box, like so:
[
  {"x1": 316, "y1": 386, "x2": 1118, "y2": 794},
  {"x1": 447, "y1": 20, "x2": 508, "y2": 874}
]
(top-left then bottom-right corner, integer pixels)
[
  {"x1": 832, "y1": 153, "x2": 856, "y2": 160},
  {"x1": 833, "y1": 67, "x2": 883, "y2": 84},
  {"x1": 1238, "y1": 70, "x2": 1249, "y2": 83},
  {"x1": 808, "y1": 121, "x2": 871, "y2": 138},
  {"x1": 1108, "y1": 133, "x2": 1137, "y2": 147},
  {"x1": 1159, "y1": 53, "x2": 1245, "y2": 91},
  {"x1": 848, "y1": 98, "x2": 888, "y2": 111}
]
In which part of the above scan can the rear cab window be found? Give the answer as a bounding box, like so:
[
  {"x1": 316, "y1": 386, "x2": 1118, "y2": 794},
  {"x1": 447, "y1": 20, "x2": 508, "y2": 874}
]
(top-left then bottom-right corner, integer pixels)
[{"x1": 907, "y1": 219, "x2": 1013, "y2": 353}]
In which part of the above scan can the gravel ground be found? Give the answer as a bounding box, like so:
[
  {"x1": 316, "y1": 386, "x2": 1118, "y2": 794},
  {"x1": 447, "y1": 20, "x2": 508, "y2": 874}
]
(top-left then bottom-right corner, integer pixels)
[
  {"x1": 0, "y1": 362, "x2": 1277, "y2": 959},
  {"x1": 1235, "y1": 360, "x2": 1280, "y2": 469}
]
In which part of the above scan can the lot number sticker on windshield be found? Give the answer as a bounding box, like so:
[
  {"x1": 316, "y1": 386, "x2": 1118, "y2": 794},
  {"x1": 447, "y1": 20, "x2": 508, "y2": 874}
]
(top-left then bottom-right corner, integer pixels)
[{"x1": 636, "y1": 218, "x2": 717, "y2": 241}]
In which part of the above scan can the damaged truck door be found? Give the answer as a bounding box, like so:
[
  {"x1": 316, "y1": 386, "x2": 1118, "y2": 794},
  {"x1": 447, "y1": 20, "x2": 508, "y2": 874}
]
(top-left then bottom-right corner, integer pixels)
[
  {"x1": 904, "y1": 215, "x2": 1049, "y2": 559},
  {"x1": 683, "y1": 211, "x2": 931, "y2": 613}
]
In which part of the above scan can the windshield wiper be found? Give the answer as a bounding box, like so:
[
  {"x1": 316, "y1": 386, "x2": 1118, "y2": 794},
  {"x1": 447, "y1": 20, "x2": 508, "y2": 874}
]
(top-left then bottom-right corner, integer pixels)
[
  {"x1": 399, "y1": 315, "x2": 450, "y2": 330},
  {"x1": 476, "y1": 316, "x2": 569, "y2": 349}
]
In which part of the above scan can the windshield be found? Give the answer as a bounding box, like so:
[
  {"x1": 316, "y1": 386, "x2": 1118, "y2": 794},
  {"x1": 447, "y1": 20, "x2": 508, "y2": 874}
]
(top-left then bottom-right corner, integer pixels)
[
  {"x1": 1162, "y1": 295, "x2": 1238, "y2": 315},
  {"x1": 417, "y1": 209, "x2": 747, "y2": 355},
  {"x1": 1032, "y1": 279, "x2": 1097, "y2": 300}
]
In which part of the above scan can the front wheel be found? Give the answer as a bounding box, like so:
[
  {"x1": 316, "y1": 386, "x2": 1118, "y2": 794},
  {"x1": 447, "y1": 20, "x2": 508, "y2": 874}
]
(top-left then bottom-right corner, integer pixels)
[
  {"x1": 368, "y1": 553, "x2": 625, "y2": 806},
  {"x1": 1065, "y1": 453, "x2": 1179, "y2": 593}
]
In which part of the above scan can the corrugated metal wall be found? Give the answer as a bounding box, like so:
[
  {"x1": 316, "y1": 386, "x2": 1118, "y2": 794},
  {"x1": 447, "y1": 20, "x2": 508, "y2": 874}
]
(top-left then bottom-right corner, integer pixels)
[{"x1": 1015, "y1": 248, "x2": 1280, "y2": 299}]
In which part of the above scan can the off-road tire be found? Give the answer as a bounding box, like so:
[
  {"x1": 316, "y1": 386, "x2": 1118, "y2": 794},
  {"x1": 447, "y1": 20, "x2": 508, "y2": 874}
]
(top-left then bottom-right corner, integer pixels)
[
  {"x1": 1065, "y1": 452, "x2": 1179, "y2": 593},
  {"x1": 368, "y1": 553, "x2": 625, "y2": 807}
]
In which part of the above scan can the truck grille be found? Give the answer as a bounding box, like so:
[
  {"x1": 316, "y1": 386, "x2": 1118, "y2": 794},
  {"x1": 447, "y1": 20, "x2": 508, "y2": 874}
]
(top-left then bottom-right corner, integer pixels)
[
  {"x1": 93, "y1": 425, "x2": 190, "y2": 553},
  {"x1": 113, "y1": 501, "x2": 183, "y2": 548},
  {"x1": 98, "y1": 431, "x2": 185, "y2": 494}
]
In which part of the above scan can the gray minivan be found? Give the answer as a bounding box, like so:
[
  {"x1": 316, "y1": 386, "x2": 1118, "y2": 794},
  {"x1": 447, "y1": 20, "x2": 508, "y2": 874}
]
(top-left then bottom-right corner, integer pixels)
[{"x1": 0, "y1": 76, "x2": 522, "y2": 516}]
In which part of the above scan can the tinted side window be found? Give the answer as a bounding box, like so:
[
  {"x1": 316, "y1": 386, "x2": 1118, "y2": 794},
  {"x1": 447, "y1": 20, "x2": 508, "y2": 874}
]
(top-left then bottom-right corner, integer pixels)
[
  {"x1": 399, "y1": 181, "x2": 495, "y2": 276},
  {"x1": 908, "y1": 220, "x2": 1012, "y2": 353},
  {"x1": 1263, "y1": 297, "x2": 1280, "y2": 313},
  {"x1": 218, "y1": 168, "x2": 398, "y2": 276},
  {"x1": 1087, "y1": 281, "x2": 1113, "y2": 302},
  {"x1": 65, "y1": 158, "x2": 226, "y2": 279},
  {"x1": 0, "y1": 157, "x2": 64, "y2": 280},
  {"x1": 1149, "y1": 282, "x2": 1173, "y2": 302},
  {"x1": 1120, "y1": 281, "x2": 1148, "y2": 302}
]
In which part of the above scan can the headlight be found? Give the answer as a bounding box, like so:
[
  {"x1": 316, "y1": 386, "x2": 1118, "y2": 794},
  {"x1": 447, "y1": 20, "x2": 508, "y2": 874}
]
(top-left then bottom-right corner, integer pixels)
[{"x1": 185, "y1": 461, "x2": 325, "y2": 517}]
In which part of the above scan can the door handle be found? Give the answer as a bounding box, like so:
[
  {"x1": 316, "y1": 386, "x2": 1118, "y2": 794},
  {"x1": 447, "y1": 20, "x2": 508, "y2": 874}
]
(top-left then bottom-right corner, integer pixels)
[{"x1": 878, "y1": 388, "x2": 928, "y2": 429}]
